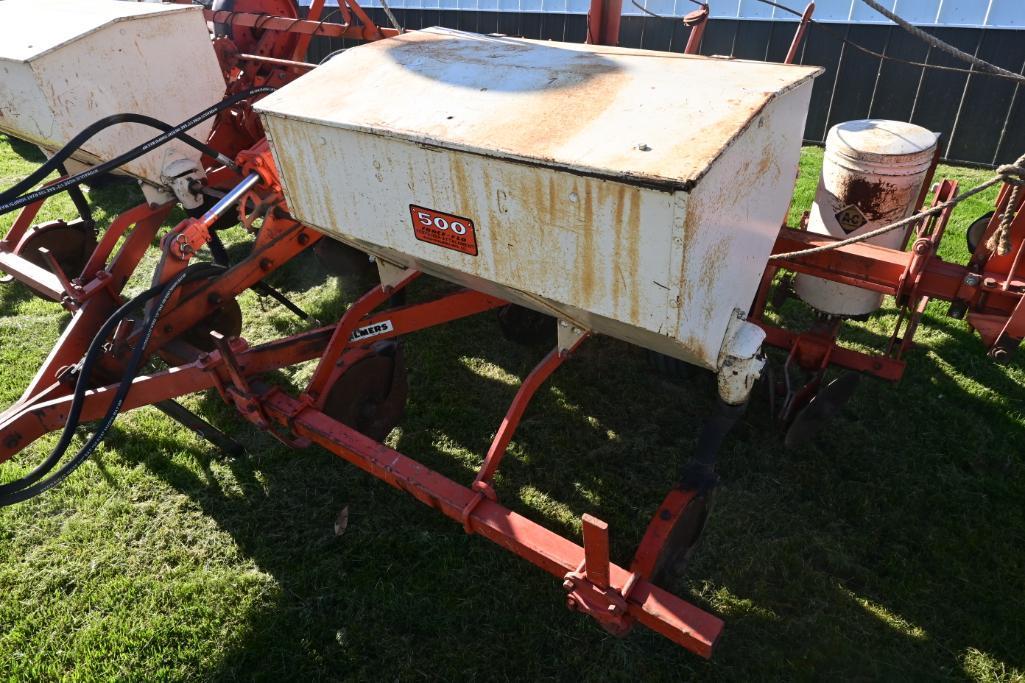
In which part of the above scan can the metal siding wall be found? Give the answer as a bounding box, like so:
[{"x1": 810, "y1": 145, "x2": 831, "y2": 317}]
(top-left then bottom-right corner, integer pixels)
[
  {"x1": 308, "y1": 0, "x2": 1023, "y2": 28},
  {"x1": 303, "y1": 10, "x2": 1025, "y2": 166}
]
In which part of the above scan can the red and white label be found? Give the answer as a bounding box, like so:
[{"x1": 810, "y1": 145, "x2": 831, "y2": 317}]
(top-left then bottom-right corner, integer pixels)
[{"x1": 409, "y1": 205, "x2": 478, "y2": 256}]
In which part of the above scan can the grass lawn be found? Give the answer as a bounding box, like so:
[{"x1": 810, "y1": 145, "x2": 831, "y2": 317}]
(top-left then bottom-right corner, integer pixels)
[{"x1": 1, "y1": 136, "x2": 1023, "y2": 681}]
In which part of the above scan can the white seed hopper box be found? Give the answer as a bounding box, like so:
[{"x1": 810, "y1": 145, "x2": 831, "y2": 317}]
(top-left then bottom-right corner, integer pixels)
[
  {"x1": 0, "y1": 0, "x2": 225, "y2": 193},
  {"x1": 256, "y1": 28, "x2": 822, "y2": 390}
]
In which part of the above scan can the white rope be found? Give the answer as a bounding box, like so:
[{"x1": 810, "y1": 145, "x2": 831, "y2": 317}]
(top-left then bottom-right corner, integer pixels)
[{"x1": 770, "y1": 154, "x2": 1025, "y2": 261}]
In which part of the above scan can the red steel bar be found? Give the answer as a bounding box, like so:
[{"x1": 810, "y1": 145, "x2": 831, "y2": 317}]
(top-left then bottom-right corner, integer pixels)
[
  {"x1": 204, "y1": 9, "x2": 398, "y2": 41},
  {"x1": 303, "y1": 269, "x2": 422, "y2": 404},
  {"x1": 472, "y1": 332, "x2": 588, "y2": 490},
  {"x1": 291, "y1": 0, "x2": 326, "y2": 62},
  {"x1": 0, "y1": 288, "x2": 506, "y2": 461},
  {"x1": 239, "y1": 53, "x2": 316, "y2": 70},
  {"x1": 0, "y1": 296, "x2": 723, "y2": 656},
  {"x1": 631, "y1": 487, "x2": 700, "y2": 579},
  {"x1": 784, "y1": 2, "x2": 815, "y2": 65},
  {"x1": 771, "y1": 227, "x2": 973, "y2": 302},
  {"x1": 759, "y1": 323, "x2": 906, "y2": 381},
  {"x1": 586, "y1": 0, "x2": 622, "y2": 46},
  {"x1": 0, "y1": 252, "x2": 62, "y2": 300},
  {"x1": 260, "y1": 390, "x2": 725, "y2": 657},
  {"x1": 683, "y1": 5, "x2": 709, "y2": 55},
  {"x1": 582, "y1": 513, "x2": 611, "y2": 589}
]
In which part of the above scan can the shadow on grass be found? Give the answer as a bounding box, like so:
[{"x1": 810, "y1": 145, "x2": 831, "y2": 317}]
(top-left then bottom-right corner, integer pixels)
[
  {"x1": 0, "y1": 282, "x2": 35, "y2": 318},
  {"x1": 98, "y1": 278, "x2": 1025, "y2": 679},
  {"x1": 5, "y1": 136, "x2": 46, "y2": 164}
]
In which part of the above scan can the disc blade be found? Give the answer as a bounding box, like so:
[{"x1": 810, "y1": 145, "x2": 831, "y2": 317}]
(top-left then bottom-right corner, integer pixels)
[{"x1": 784, "y1": 371, "x2": 861, "y2": 449}]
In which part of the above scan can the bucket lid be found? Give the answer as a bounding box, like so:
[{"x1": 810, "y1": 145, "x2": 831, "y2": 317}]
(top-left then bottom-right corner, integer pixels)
[{"x1": 826, "y1": 119, "x2": 938, "y2": 165}]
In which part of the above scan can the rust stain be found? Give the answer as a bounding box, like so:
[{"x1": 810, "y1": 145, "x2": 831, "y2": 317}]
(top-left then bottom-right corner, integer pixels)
[
  {"x1": 472, "y1": 68, "x2": 631, "y2": 171},
  {"x1": 678, "y1": 196, "x2": 699, "y2": 315},
  {"x1": 547, "y1": 176, "x2": 558, "y2": 225},
  {"x1": 626, "y1": 189, "x2": 641, "y2": 323},
  {"x1": 449, "y1": 156, "x2": 471, "y2": 214},
  {"x1": 579, "y1": 185, "x2": 596, "y2": 305},
  {"x1": 839, "y1": 176, "x2": 894, "y2": 220},
  {"x1": 756, "y1": 142, "x2": 774, "y2": 178},
  {"x1": 699, "y1": 238, "x2": 729, "y2": 326},
  {"x1": 610, "y1": 184, "x2": 624, "y2": 316}
]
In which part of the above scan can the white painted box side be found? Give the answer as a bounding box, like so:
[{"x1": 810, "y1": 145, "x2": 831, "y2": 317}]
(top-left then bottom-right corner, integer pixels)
[
  {"x1": 668, "y1": 80, "x2": 814, "y2": 363},
  {"x1": 268, "y1": 121, "x2": 679, "y2": 335},
  {"x1": 0, "y1": 0, "x2": 224, "y2": 187},
  {"x1": 265, "y1": 82, "x2": 810, "y2": 367},
  {"x1": 258, "y1": 32, "x2": 819, "y2": 367}
]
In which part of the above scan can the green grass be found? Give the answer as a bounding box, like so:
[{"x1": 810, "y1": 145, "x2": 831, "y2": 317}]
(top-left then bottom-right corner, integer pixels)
[{"x1": 1, "y1": 136, "x2": 1023, "y2": 681}]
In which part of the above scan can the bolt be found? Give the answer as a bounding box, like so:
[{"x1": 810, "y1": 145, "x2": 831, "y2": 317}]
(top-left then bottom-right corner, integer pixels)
[
  {"x1": 562, "y1": 579, "x2": 575, "y2": 591},
  {"x1": 260, "y1": 258, "x2": 273, "y2": 272},
  {"x1": 208, "y1": 292, "x2": 223, "y2": 306},
  {"x1": 607, "y1": 604, "x2": 619, "y2": 615},
  {"x1": 964, "y1": 274, "x2": 981, "y2": 287},
  {"x1": 297, "y1": 232, "x2": 310, "y2": 245},
  {"x1": 3, "y1": 433, "x2": 21, "y2": 450}
]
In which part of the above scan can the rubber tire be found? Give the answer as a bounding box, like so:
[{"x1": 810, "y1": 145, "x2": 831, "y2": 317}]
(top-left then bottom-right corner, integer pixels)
[
  {"x1": 497, "y1": 305, "x2": 556, "y2": 347},
  {"x1": 966, "y1": 211, "x2": 994, "y2": 254}
]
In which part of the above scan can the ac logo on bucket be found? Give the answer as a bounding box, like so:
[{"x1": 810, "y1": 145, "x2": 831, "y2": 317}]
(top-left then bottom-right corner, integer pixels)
[{"x1": 835, "y1": 204, "x2": 868, "y2": 233}]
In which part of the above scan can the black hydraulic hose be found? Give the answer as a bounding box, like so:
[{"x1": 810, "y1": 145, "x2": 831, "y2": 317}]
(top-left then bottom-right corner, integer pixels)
[
  {"x1": 0, "y1": 87, "x2": 276, "y2": 217},
  {"x1": 0, "y1": 114, "x2": 232, "y2": 205},
  {"x1": 0, "y1": 263, "x2": 225, "y2": 507}
]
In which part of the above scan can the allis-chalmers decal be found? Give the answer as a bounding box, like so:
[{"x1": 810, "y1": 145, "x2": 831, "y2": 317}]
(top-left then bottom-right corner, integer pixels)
[{"x1": 350, "y1": 320, "x2": 394, "y2": 341}]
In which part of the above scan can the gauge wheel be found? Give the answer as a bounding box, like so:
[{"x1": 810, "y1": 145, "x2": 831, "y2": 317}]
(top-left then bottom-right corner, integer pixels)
[
  {"x1": 14, "y1": 220, "x2": 96, "y2": 283},
  {"x1": 966, "y1": 211, "x2": 994, "y2": 254},
  {"x1": 322, "y1": 341, "x2": 408, "y2": 441},
  {"x1": 497, "y1": 304, "x2": 556, "y2": 346}
]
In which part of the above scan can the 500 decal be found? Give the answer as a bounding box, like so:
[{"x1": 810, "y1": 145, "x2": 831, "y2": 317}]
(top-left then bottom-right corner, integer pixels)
[{"x1": 409, "y1": 205, "x2": 478, "y2": 256}]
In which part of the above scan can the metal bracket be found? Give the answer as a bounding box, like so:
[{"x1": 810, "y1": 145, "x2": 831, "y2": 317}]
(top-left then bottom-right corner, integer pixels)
[
  {"x1": 562, "y1": 514, "x2": 634, "y2": 636},
  {"x1": 376, "y1": 259, "x2": 410, "y2": 291},
  {"x1": 716, "y1": 309, "x2": 767, "y2": 405},
  {"x1": 557, "y1": 319, "x2": 588, "y2": 354}
]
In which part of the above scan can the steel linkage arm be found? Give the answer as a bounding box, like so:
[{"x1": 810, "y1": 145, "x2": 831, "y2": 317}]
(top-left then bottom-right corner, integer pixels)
[
  {"x1": 203, "y1": 8, "x2": 398, "y2": 43},
  {"x1": 258, "y1": 389, "x2": 725, "y2": 657}
]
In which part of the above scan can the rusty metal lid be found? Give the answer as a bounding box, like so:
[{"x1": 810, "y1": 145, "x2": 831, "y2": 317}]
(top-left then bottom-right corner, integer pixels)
[
  {"x1": 255, "y1": 28, "x2": 823, "y2": 193},
  {"x1": 0, "y1": 0, "x2": 199, "y2": 63},
  {"x1": 826, "y1": 119, "x2": 938, "y2": 166}
]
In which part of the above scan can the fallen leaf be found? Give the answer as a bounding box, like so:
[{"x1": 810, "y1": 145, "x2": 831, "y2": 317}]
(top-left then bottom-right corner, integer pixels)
[{"x1": 334, "y1": 505, "x2": 349, "y2": 537}]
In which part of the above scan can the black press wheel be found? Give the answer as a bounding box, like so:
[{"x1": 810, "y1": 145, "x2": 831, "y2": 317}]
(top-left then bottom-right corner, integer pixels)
[
  {"x1": 497, "y1": 304, "x2": 556, "y2": 347},
  {"x1": 966, "y1": 211, "x2": 994, "y2": 254},
  {"x1": 322, "y1": 341, "x2": 409, "y2": 441},
  {"x1": 650, "y1": 488, "x2": 715, "y2": 586}
]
